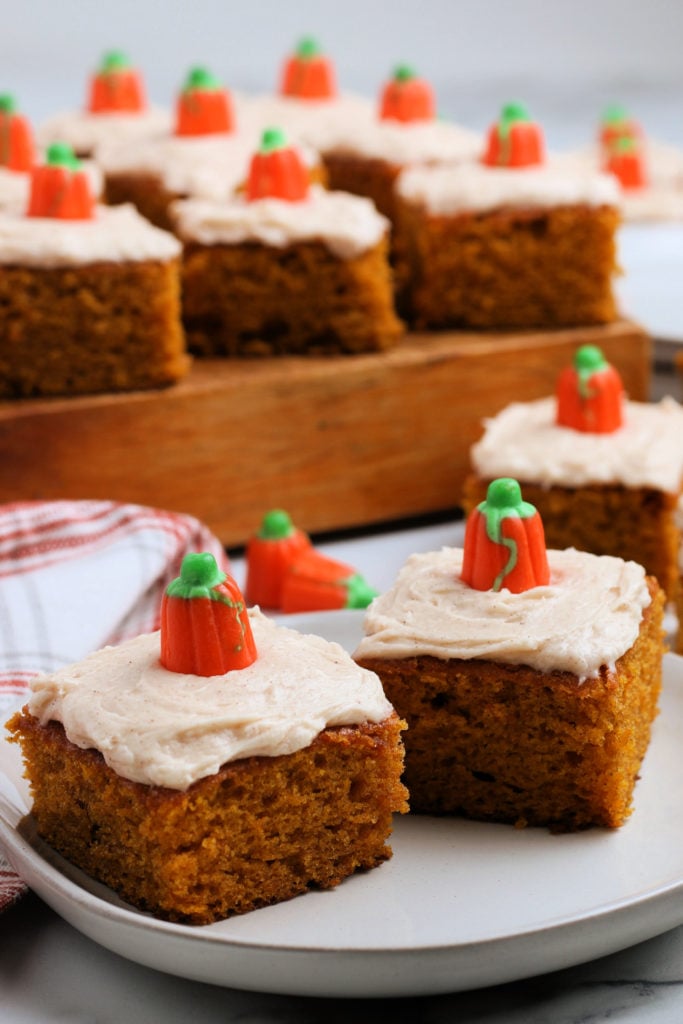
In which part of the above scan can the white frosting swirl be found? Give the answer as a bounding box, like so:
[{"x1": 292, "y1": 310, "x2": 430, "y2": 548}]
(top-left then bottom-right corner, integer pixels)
[
  {"x1": 98, "y1": 130, "x2": 321, "y2": 202},
  {"x1": 302, "y1": 115, "x2": 482, "y2": 166},
  {"x1": 171, "y1": 185, "x2": 390, "y2": 259},
  {"x1": 396, "y1": 161, "x2": 620, "y2": 214},
  {"x1": 28, "y1": 608, "x2": 394, "y2": 790},
  {"x1": 0, "y1": 202, "x2": 181, "y2": 267},
  {"x1": 553, "y1": 141, "x2": 683, "y2": 222},
  {"x1": 235, "y1": 91, "x2": 376, "y2": 142},
  {"x1": 37, "y1": 105, "x2": 172, "y2": 155},
  {"x1": 470, "y1": 396, "x2": 683, "y2": 493},
  {"x1": 354, "y1": 546, "x2": 651, "y2": 680}
]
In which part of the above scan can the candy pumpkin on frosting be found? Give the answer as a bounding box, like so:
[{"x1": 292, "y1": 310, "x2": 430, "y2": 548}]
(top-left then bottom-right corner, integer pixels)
[
  {"x1": 280, "y1": 37, "x2": 336, "y2": 100},
  {"x1": 461, "y1": 478, "x2": 550, "y2": 593},
  {"x1": 0, "y1": 94, "x2": 35, "y2": 172},
  {"x1": 26, "y1": 142, "x2": 95, "y2": 220},
  {"x1": 246, "y1": 128, "x2": 310, "y2": 202},
  {"x1": 87, "y1": 50, "x2": 146, "y2": 113},
  {"x1": 482, "y1": 102, "x2": 545, "y2": 168},
  {"x1": 175, "y1": 66, "x2": 235, "y2": 136},
  {"x1": 556, "y1": 345, "x2": 624, "y2": 433},
  {"x1": 379, "y1": 65, "x2": 435, "y2": 123},
  {"x1": 160, "y1": 552, "x2": 257, "y2": 676}
]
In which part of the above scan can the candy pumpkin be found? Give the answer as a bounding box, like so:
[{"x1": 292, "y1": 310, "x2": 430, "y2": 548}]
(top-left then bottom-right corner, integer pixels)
[
  {"x1": 599, "y1": 104, "x2": 642, "y2": 153},
  {"x1": 175, "y1": 66, "x2": 235, "y2": 136},
  {"x1": 280, "y1": 37, "x2": 336, "y2": 100},
  {"x1": 246, "y1": 127, "x2": 310, "y2": 202},
  {"x1": 26, "y1": 142, "x2": 95, "y2": 220},
  {"x1": 87, "y1": 50, "x2": 146, "y2": 113},
  {"x1": 0, "y1": 94, "x2": 35, "y2": 172},
  {"x1": 603, "y1": 135, "x2": 648, "y2": 191},
  {"x1": 379, "y1": 65, "x2": 435, "y2": 123},
  {"x1": 160, "y1": 552, "x2": 257, "y2": 675},
  {"x1": 482, "y1": 102, "x2": 545, "y2": 168},
  {"x1": 461, "y1": 478, "x2": 549, "y2": 593},
  {"x1": 245, "y1": 509, "x2": 311, "y2": 608},
  {"x1": 556, "y1": 345, "x2": 624, "y2": 433},
  {"x1": 280, "y1": 549, "x2": 378, "y2": 613}
]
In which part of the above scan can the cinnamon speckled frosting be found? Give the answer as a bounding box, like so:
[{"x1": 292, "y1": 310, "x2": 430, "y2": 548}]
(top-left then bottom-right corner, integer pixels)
[
  {"x1": 470, "y1": 396, "x2": 683, "y2": 493},
  {"x1": 354, "y1": 546, "x2": 651, "y2": 681},
  {"x1": 396, "y1": 161, "x2": 619, "y2": 214},
  {"x1": 27, "y1": 609, "x2": 394, "y2": 790},
  {"x1": 0, "y1": 202, "x2": 181, "y2": 267},
  {"x1": 171, "y1": 185, "x2": 390, "y2": 259}
]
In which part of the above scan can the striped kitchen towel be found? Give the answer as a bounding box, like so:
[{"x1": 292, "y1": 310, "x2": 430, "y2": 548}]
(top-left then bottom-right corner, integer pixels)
[{"x1": 0, "y1": 499, "x2": 228, "y2": 911}]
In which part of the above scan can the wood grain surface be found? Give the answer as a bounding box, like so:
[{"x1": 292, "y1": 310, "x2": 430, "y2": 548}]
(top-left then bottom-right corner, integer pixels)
[{"x1": 0, "y1": 321, "x2": 651, "y2": 547}]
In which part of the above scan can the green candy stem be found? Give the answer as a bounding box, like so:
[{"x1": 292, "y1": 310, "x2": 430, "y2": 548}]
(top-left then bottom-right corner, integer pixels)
[
  {"x1": 260, "y1": 126, "x2": 288, "y2": 153},
  {"x1": 184, "y1": 66, "x2": 221, "y2": 92},
  {"x1": 100, "y1": 50, "x2": 131, "y2": 72},
  {"x1": 258, "y1": 509, "x2": 296, "y2": 540},
  {"x1": 296, "y1": 36, "x2": 321, "y2": 59},
  {"x1": 574, "y1": 344, "x2": 609, "y2": 399},
  {"x1": 499, "y1": 101, "x2": 530, "y2": 138},
  {"x1": 0, "y1": 94, "x2": 16, "y2": 114},
  {"x1": 166, "y1": 552, "x2": 228, "y2": 600},
  {"x1": 394, "y1": 64, "x2": 416, "y2": 82},
  {"x1": 478, "y1": 478, "x2": 537, "y2": 591},
  {"x1": 46, "y1": 141, "x2": 81, "y2": 170},
  {"x1": 602, "y1": 103, "x2": 629, "y2": 125},
  {"x1": 344, "y1": 574, "x2": 379, "y2": 609}
]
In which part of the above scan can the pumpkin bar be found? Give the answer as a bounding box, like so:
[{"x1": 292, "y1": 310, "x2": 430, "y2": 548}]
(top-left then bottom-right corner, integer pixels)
[
  {"x1": 0, "y1": 142, "x2": 188, "y2": 399},
  {"x1": 394, "y1": 103, "x2": 621, "y2": 329},
  {"x1": 37, "y1": 50, "x2": 171, "y2": 159},
  {"x1": 462, "y1": 347, "x2": 683, "y2": 598},
  {"x1": 8, "y1": 553, "x2": 408, "y2": 924},
  {"x1": 171, "y1": 128, "x2": 403, "y2": 356},
  {"x1": 355, "y1": 478, "x2": 665, "y2": 831}
]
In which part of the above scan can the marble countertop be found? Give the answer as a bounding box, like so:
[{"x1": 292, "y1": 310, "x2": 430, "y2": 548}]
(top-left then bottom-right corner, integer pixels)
[{"x1": 2, "y1": 516, "x2": 682, "y2": 1024}]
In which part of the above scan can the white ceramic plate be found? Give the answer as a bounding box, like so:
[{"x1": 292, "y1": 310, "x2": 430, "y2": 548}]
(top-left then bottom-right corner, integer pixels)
[{"x1": 1, "y1": 610, "x2": 683, "y2": 999}]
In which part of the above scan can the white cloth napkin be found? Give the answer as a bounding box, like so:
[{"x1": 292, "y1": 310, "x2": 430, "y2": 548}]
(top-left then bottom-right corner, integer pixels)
[{"x1": 0, "y1": 499, "x2": 228, "y2": 911}]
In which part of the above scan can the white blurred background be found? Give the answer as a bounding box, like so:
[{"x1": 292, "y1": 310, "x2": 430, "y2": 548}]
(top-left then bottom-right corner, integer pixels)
[{"x1": 3, "y1": 0, "x2": 682, "y2": 148}]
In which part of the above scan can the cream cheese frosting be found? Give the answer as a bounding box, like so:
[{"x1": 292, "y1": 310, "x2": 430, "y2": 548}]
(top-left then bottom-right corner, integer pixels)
[
  {"x1": 396, "y1": 161, "x2": 620, "y2": 214},
  {"x1": 97, "y1": 128, "x2": 321, "y2": 202},
  {"x1": 303, "y1": 116, "x2": 482, "y2": 166},
  {"x1": 236, "y1": 91, "x2": 375, "y2": 142},
  {"x1": 37, "y1": 105, "x2": 172, "y2": 155},
  {"x1": 28, "y1": 608, "x2": 394, "y2": 790},
  {"x1": 0, "y1": 202, "x2": 181, "y2": 267},
  {"x1": 354, "y1": 546, "x2": 651, "y2": 680},
  {"x1": 553, "y1": 141, "x2": 683, "y2": 222},
  {"x1": 171, "y1": 184, "x2": 390, "y2": 259},
  {"x1": 470, "y1": 395, "x2": 683, "y2": 493}
]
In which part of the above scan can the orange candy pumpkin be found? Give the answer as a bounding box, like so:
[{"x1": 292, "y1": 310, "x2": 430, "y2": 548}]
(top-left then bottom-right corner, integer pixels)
[
  {"x1": 280, "y1": 548, "x2": 378, "y2": 613},
  {"x1": 280, "y1": 37, "x2": 336, "y2": 100},
  {"x1": 246, "y1": 128, "x2": 310, "y2": 202},
  {"x1": 245, "y1": 509, "x2": 312, "y2": 609},
  {"x1": 87, "y1": 51, "x2": 146, "y2": 113},
  {"x1": 461, "y1": 478, "x2": 549, "y2": 594},
  {"x1": 26, "y1": 143, "x2": 95, "y2": 220},
  {"x1": 0, "y1": 94, "x2": 35, "y2": 172},
  {"x1": 160, "y1": 552, "x2": 257, "y2": 676},
  {"x1": 175, "y1": 67, "x2": 235, "y2": 137},
  {"x1": 482, "y1": 102, "x2": 545, "y2": 168},
  {"x1": 604, "y1": 135, "x2": 648, "y2": 191},
  {"x1": 379, "y1": 65, "x2": 435, "y2": 123},
  {"x1": 556, "y1": 345, "x2": 624, "y2": 433},
  {"x1": 599, "y1": 104, "x2": 643, "y2": 153}
]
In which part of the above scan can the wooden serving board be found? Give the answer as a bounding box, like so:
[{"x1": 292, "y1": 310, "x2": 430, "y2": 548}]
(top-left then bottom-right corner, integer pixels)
[{"x1": 0, "y1": 320, "x2": 650, "y2": 548}]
